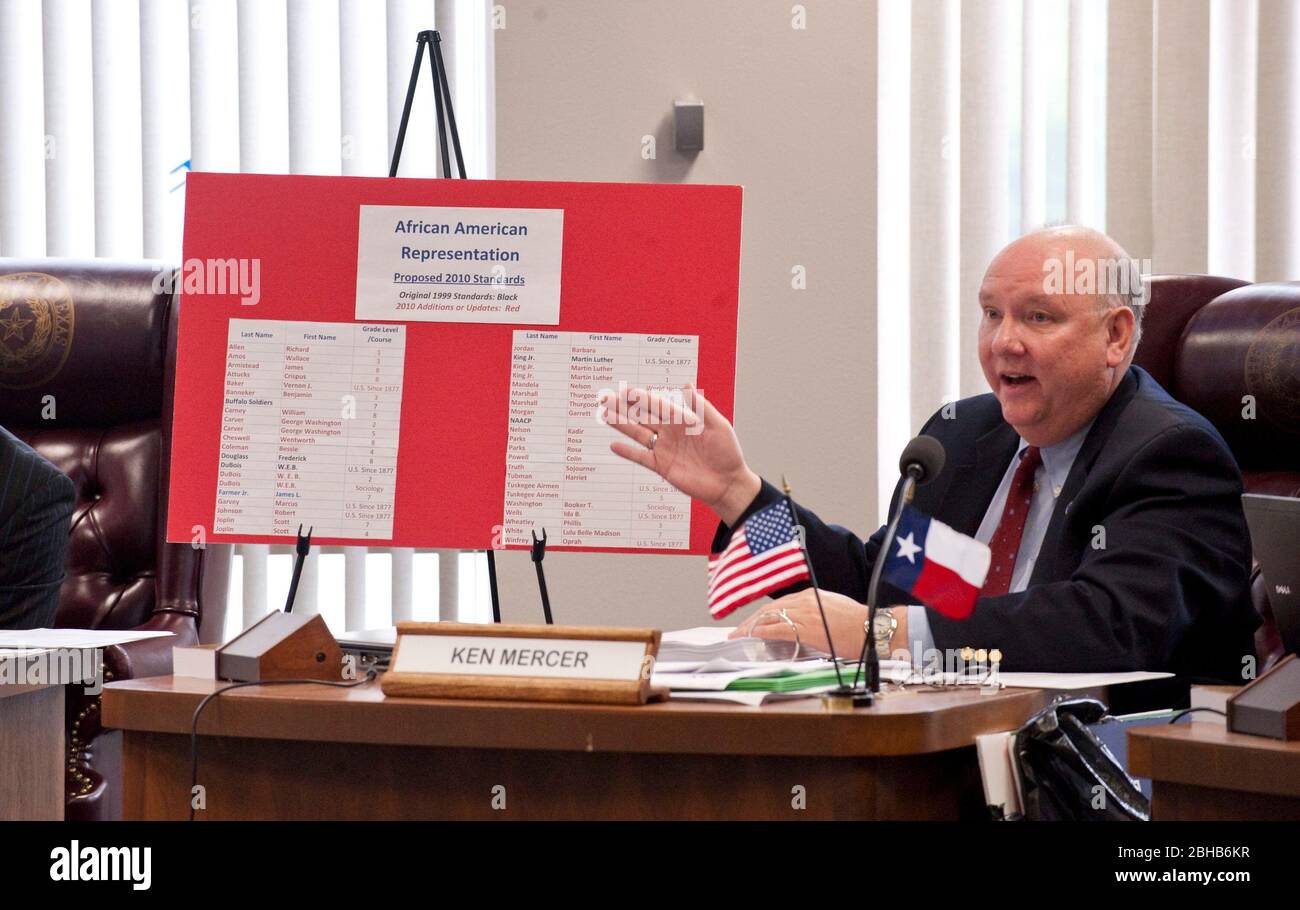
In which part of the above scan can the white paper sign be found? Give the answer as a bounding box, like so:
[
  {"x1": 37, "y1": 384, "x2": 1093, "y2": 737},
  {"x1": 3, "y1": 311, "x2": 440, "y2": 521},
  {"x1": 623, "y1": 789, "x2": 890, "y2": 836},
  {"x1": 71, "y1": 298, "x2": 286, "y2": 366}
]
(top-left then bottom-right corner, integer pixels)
[
  {"x1": 392, "y1": 634, "x2": 649, "y2": 681},
  {"x1": 355, "y1": 204, "x2": 564, "y2": 324}
]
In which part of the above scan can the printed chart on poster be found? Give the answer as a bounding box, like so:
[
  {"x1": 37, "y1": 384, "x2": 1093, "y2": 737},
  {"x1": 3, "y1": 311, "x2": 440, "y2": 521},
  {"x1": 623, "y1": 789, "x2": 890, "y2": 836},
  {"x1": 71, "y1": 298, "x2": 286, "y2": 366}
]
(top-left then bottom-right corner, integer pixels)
[
  {"x1": 166, "y1": 172, "x2": 742, "y2": 554},
  {"x1": 214, "y1": 319, "x2": 405, "y2": 540},
  {"x1": 502, "y1": 330, "x2": 699, "y2": 550}
]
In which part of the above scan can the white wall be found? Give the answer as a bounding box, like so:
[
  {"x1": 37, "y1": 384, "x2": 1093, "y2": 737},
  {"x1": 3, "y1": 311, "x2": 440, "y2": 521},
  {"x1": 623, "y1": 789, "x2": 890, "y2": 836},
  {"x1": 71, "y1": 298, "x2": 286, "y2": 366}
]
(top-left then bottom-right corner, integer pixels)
[{"x1": 490, "y1": 0, "x2": 878, "y2": 629}]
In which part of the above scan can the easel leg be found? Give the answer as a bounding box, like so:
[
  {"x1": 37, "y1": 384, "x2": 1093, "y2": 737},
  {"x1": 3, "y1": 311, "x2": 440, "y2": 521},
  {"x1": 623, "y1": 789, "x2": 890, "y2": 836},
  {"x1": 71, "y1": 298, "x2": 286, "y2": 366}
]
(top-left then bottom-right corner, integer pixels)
[
  {"x1": 389, "y1": 34, "x2": 428, "y2": 177},
  {"x1": 428, "y1": 38, "x2": 452, "y2": 178},
  {"x1": 431, "y1": 32, "x2": 467, "y2": 178},
  {"x1": 486, "y1": 549, "x2": 502, "y2": 623}
]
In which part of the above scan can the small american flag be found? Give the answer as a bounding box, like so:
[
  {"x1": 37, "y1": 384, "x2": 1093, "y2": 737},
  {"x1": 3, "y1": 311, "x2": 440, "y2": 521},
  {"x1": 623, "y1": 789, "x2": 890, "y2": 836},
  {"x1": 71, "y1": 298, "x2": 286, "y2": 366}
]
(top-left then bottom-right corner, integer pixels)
[{"x1": 707, "y1": 501, "x2": 811, "y2": 619}]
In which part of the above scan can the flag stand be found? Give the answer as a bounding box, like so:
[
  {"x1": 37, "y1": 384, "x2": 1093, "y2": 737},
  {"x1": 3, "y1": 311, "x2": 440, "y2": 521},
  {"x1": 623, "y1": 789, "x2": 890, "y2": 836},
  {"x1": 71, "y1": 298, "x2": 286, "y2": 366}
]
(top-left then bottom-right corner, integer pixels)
[{"x1": 849, "y1": 476, "x2": 920, "y2": 700}]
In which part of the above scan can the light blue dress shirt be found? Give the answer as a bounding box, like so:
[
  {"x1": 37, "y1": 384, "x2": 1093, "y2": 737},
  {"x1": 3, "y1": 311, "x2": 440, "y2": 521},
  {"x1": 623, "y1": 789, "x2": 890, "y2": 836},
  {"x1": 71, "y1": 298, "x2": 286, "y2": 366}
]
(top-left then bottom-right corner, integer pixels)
[{"x1": 901, "y1": 420, "x2": 1094, "y2": 664}]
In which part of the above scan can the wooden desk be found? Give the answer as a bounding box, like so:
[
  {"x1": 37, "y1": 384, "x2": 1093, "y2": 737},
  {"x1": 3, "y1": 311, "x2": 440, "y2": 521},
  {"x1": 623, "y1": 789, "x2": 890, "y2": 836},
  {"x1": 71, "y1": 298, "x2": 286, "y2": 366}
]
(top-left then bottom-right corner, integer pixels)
[
  {"x1": 1128, "y1": 722, "x2": 1300, "y2": 820},
  {"x1": 0, "y1": 682, "x2": 64, "y2": 820},
  {"x1": 103, "y1": 675, "x2": 1060, "y2": 820}
]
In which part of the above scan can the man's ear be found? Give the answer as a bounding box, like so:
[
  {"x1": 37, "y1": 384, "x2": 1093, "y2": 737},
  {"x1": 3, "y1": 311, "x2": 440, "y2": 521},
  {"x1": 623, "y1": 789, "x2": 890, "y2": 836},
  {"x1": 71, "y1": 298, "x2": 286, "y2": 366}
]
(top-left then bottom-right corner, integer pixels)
[{"x1": 1105, "y1": 306, "x2": 1136, "y2": 367}]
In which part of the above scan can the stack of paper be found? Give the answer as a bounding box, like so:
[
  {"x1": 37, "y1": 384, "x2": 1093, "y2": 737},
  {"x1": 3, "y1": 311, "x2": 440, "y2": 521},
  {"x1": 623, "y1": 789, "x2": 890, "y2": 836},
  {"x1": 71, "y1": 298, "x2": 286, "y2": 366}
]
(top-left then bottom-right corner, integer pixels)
[
  {"x1": 976, "y1": 731, "x2": 1024, "y2": 819},
  {"x1": 0, "y1": 629, "x2": 175, "y2": 648},
  {"x1": 654, "y1": 627, "x2": 1175, "y2": 706},
  {"x1": 658, "y1": 626, "x2": 827, "y2": 663},
  {"x1": 654, "y1": 659, "x2": 838, "y2": 691},
  {"x1": 654, "y1": 655, "x2": 916, "y2": 705}
]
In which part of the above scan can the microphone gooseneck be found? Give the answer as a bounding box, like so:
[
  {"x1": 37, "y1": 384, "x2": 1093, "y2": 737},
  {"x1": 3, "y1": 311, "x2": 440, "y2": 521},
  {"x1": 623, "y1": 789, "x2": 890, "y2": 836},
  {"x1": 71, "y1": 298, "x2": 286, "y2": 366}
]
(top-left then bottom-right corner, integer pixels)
[{"x1": 852, "y1": 435, "x2": 946, "y2": 697}]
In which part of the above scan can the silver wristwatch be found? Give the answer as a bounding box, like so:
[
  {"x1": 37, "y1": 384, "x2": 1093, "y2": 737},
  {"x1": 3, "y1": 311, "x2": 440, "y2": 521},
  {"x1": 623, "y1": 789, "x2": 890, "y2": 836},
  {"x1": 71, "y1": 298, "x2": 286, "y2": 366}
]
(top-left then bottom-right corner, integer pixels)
[{"x1": 867, "y1": 610, "x2": 897, "y2": 659}]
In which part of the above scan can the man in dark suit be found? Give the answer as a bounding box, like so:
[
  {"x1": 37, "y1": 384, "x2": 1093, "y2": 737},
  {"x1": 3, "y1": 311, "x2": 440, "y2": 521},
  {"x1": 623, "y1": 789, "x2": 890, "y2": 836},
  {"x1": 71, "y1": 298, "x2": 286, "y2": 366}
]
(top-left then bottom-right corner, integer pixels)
[
  {"x1": 600, "y1": 226, "x2": 1258, "y2": 680},
  {"x1": 0, "y1": 425, "x2": 76, "y2": 628}
]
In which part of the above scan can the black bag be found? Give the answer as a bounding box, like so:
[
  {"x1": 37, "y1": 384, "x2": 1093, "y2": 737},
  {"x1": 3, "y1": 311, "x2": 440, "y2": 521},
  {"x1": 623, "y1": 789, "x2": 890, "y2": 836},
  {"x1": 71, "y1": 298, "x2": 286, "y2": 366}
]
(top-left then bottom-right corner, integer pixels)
[{"x1": 1012, "y1": 696, "x2": 1150, "y2": 821}]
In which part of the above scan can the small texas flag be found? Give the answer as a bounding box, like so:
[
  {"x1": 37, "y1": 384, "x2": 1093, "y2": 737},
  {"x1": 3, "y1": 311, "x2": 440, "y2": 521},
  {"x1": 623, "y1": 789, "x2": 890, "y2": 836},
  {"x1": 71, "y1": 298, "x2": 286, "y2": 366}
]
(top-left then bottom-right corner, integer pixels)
[
  {"x1": 882, "y1": 505, "x2": 991, "y2": 619},
  {"x1": 707, "y1": 501, "x2": 810, "y2": 620}
]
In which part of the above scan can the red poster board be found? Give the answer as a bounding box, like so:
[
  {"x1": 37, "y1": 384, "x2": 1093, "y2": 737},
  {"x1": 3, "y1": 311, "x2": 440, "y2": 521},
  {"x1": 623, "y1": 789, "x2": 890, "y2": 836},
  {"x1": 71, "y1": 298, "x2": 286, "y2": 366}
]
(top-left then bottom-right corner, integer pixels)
[{"x1": 166, "y1": 172, "x2": 741, "y2": 554}]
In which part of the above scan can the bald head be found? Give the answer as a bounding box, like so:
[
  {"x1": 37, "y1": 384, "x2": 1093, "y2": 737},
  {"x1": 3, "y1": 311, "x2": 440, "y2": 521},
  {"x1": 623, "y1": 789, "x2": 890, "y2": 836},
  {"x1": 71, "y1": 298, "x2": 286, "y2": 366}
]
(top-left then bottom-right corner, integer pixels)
[
  {"x1": 997, "y1": 225, "x2": 1147, "y2": 350},
  {"x1": 977, "y1": 226, "x2": 1144, "y2": 446},
  {"x1": 1014, "y1": 224, "x2": 1131, "y2": 260}
]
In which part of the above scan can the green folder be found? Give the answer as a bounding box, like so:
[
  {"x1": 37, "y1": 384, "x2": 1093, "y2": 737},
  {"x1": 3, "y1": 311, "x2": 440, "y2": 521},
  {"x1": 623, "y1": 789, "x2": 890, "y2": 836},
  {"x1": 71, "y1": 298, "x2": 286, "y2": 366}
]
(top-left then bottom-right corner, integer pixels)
[{"x1": 727, "y1": 665, "x2": 861, "y2": 693}]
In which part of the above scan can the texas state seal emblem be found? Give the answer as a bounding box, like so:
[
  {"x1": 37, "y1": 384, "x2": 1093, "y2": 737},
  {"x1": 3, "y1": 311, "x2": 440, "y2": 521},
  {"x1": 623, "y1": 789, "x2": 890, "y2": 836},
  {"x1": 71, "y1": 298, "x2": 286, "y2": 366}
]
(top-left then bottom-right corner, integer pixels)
[
  {"x1": 0, "y1": 271, "x2": 76, "y2": 390},
  {"x1": 1244, "y1": 305, "x2": 1300, "y2": 434}
]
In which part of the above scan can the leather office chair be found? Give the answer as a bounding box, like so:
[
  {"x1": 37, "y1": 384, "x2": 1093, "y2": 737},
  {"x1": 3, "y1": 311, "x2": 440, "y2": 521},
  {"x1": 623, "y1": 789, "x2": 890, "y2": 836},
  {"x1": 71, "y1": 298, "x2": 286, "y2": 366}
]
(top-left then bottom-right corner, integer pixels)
[
  {"x1": 1135, "y1": 276, "x2": 1300, "y2": 670},
  {"x1": 0, "y1": 259, "x2": 206, "y2": 820}
]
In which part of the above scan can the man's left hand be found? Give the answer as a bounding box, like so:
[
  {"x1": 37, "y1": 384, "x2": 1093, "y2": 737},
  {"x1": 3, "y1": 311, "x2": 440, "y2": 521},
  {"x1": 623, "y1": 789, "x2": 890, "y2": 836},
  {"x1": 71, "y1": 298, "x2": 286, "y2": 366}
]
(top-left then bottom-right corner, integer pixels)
[{"x1": 728, "y1": 589, "x2": 908, "y2": 658}]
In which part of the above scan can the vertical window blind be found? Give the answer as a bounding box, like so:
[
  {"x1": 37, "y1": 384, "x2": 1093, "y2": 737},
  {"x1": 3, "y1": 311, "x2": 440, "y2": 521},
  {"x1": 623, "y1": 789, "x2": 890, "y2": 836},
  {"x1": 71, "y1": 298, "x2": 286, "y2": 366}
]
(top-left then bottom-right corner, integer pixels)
[
  {"x1": 875, "y1": 0, "x2": 1298, "y2": 519},
  {"x1": 0, "y1": 0, "x2": 496, "y2": 639}
]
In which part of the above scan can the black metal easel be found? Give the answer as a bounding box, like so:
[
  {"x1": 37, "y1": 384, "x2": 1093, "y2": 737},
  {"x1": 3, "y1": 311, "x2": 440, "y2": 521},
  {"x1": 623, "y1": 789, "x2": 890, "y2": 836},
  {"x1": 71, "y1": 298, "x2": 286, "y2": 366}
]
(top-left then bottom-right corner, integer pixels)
[
  {"x1": 390, "y1": 29, "x2": 466, "y2": 180},
  {"x1": 530, "y1": 529, "x2": 553, "y2": 625},
  {"x1": 388, "y1": 29, "x2": 499, "y2": 623},
  {"x1": 283, "y1": 524, "x2": 313, "y2": 613}
]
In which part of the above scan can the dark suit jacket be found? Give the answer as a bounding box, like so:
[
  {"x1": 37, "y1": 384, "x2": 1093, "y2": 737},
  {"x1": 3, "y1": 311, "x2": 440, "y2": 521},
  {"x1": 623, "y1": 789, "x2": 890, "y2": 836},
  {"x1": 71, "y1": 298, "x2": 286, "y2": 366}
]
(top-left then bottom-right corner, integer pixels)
[
  {"x1": 0, "y1": 426, "x2": 75, "y2": 629},
  {"x1": 716, "y1": 366, "x2": 1259, "y2": 680}
]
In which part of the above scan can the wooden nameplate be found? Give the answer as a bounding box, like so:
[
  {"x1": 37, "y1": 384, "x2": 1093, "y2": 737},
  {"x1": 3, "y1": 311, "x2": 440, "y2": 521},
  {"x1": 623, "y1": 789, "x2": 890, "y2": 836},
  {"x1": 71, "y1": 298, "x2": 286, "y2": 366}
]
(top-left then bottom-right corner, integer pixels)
[{"x1": 381, "y1": 622, "x2": 665, "y2": 705}]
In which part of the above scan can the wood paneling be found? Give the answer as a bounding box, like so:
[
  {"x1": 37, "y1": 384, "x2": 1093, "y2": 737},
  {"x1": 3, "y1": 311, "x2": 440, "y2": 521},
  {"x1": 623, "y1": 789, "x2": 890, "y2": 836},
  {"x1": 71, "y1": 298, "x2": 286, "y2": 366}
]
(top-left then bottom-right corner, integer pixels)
[
  {"x1": 0, "y1": 684, "x2": 63, "y2": 820},
  {"x1": 1129, "y1": 720, "x2": 1300, "y2": 820},
  {"x1": 106, "y1": 675, "x2": 1059, "y2": 820},
  {"x1": 104, "y1": 675, "x2": 1057, "y2": 757}
]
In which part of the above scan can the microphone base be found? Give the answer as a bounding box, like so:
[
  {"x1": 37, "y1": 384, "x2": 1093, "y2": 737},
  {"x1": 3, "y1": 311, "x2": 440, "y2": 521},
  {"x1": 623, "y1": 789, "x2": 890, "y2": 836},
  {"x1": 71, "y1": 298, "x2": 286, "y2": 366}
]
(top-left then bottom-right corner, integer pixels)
[{"x1": 821, "y1": 685, "x2": 875, "y2": 711}]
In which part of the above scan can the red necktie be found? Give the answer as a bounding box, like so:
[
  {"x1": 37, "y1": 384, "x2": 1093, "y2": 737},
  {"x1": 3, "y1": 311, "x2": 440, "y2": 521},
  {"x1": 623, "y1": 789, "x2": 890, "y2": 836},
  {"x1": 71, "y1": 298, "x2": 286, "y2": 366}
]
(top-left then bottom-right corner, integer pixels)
[{"x1": 981, "y1": 445, "x2": 1042, "y2": 597}]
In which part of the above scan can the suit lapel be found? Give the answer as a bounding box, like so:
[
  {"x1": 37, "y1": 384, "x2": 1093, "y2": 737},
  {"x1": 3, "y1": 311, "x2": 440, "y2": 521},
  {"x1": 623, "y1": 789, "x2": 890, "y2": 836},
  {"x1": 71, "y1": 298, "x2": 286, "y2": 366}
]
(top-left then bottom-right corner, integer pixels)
[
  {"x1": 935, "y1": 421, "x2": 1019, "y2": 537},
  {"x1": 1030, "y1": 366, "x2": 1141, "y2": 584}
]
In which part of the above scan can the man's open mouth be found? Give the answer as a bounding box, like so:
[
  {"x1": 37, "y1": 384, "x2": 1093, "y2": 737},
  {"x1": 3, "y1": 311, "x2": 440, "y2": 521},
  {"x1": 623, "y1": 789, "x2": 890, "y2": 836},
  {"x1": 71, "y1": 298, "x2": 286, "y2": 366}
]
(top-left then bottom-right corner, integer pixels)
[{"x1": 1001, "y1": 373, "x2": 1036, "y2": 386}]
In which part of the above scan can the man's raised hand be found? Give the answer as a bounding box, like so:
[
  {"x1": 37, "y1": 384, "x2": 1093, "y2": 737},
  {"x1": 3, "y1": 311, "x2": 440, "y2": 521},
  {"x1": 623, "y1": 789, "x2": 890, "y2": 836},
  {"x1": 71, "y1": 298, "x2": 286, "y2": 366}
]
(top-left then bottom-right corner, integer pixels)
[{"x1": 599, "y1": 383, "x2": 761, "y2": 526}]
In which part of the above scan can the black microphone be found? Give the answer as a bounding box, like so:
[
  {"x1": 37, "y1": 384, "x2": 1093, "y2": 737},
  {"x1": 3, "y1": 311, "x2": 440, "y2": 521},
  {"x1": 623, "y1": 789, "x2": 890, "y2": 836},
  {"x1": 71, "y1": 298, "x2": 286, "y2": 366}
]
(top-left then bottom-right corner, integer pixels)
[
  {"x1": 899, "y1": 434, "x2": 945, "y2": 485},
  {"x1": 852, "y1": 434, "x2": 947, "y2": 701}
]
